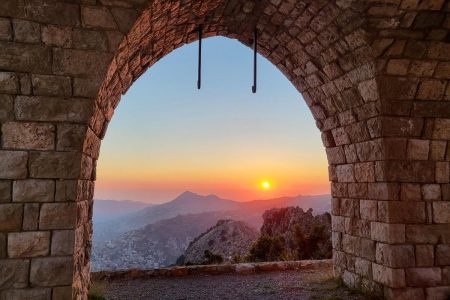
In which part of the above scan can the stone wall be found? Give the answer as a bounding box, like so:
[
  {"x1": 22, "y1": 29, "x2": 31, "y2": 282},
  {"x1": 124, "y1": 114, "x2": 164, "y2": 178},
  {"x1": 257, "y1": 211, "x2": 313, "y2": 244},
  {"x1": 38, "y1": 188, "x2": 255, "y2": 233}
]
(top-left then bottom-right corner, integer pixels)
[{"x1": 0, "y1": 0, "x2": 449, "y2": 299}]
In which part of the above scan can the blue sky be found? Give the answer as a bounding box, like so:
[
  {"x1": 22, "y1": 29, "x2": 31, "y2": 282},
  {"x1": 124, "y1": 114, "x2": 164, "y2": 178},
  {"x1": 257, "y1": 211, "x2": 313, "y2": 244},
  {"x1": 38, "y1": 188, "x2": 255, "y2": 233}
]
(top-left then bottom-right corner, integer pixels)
[{"x1": 94, "y1": 37, "x2": 328, "y2": 203}]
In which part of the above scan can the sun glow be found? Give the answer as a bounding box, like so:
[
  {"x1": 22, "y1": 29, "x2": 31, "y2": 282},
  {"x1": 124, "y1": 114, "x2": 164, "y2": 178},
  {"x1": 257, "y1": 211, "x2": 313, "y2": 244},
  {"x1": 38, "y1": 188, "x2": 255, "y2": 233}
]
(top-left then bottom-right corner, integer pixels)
[{"x1": 261, "y1": 181, "x2": 271, "y2": 190}]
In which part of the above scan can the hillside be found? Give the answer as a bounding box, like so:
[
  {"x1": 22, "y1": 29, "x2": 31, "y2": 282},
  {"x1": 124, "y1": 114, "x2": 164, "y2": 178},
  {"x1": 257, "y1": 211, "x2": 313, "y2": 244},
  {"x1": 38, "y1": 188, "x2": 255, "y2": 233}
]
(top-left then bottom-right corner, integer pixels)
[
  {"x1": 183, "y1": 220, "x2": 259, "y2": 264},
  {"x1": 92, "y1": 211, "x2": 257, "y2": 271},
  {"x1": 93, "y1": 192, "x2": 331, "y2": 246},
  {"x1": 93, "y1": 199, "x2": 152, "y2": 222}
]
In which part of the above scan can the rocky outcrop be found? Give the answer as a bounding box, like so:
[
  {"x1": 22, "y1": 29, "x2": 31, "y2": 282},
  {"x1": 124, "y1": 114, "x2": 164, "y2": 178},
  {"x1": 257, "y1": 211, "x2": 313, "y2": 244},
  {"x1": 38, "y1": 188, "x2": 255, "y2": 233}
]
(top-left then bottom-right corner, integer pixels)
[
  {"x1": 184, "y1": 220, "x2": 259, "y2": 264},
  {"x1": 260, "y1": 207, "x2": 332, "y2": 259}
]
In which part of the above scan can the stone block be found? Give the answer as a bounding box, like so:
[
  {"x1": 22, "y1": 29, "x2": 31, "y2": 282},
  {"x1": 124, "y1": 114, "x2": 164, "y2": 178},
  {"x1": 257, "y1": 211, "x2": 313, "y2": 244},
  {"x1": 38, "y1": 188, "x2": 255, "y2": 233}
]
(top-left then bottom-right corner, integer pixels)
[
  {"x1": 0, "y1": 94, "x2": 14, "y2": 122},
  {"x1": 355, "y1": 140, "x2": 383, "y2": 161},
  {"x1": 336, "y1": 164, "x2": 354, "y2": 182},
  {"x1": 372, "y1": 263, "x2": 406, "y2": 288},
  {"x1": 406, "y1": 224, "x2": 450, "y2": 244},
  {"x1": 30, "y1": 257, "x2": 73, "y2": 286},
  {"x1": 29, "y1": 151, "x2": 81, "y2": 179},
  {"x1": 31, "y1": 74, "x2": 71, "y2": 97},
  {"x1": 52, "y1": 286, "x2": 72, "y2": 300},
  {"x1": 0, "y1": 259, "x2": 29, "y2": 289},
  {"x1": 360, "y1": 238, "x2": 376, "y2": 261},
  {"x1": 436, "y1": 162, "x2": 449, "y2": 183},
  {"x1": 53, "y1": 46, "x2": 113, "y2": 78},
  {"x1": 433, "y1": 119, "x2": 450, "y2": 139},
  {"x1": 81, "y1": 6, "x2": 117, "y2": 29},
  {"x1": 430, "y1": 141, "x2": 446, "y2": 161},
  {"x1": 400, "y1": 183, "x2": 421, "y2": 201},
  {"x1": 73, "y1": 28, "x2": 108, "y2": 51},
  {"x1": 326, "y1": 147, "x2": 346, "y2": 164},
  {"x1": 57, "y1": 124, "x2": 86, "y2": 151},
  {"x1": 436, "y1": 245, "x2": 450, "y2": 266},
  {"x1": 417, "y1": 79, "x2": 447, "y2": 100},
  {"x1": 425, "y1": 287, "x2": 450, "y2": 300},
  {"x1": 407, "y1": 139, "x2": 429, "y2": 160},
  {"x1": 354, "y1": 162, "x2": 374, "y2": 182},
  {"x1": 23, "y1": 203, "x2": 40, "y2": 231},
  {"x1": 39, "y1": 203, "x2": 76, "y2": 230},
  {"x1": 55, "y1": 180, "x2": 79, "y2": 202},
  {"x1": 378, "y1": 201, "x2": 425, "y2": 223},
  {"x1": 51, "y1": 230, "x2": 74, "y2": 255},
  {"x1": 12, "y1": 19, "x2": 40, "y2": 43},
  {"x1": 386, "y1": 59, "x2": 409, "y2": 75},
  {"x1": 406, "y1": 267, "x2": 442, "y2": 287},
  {"x1": 422, "y1": 184, "x2": 441, "y2": 201},
  {"x1": 376, "y1": 243, "x2": 415, "y2": 268},
  {"x1": 371, "y1": 222, "x2": 405, "y2": 243},
  {"x1": 410, "y1": 60, "x2": 437, "y2": 77},
  {"x1": 368, "y1": 183, "x2": 399, "y2": 200},
  {"x1": 0, "y1": 288, "x2": 51, "y2": 300},
  {"x1": 15, "y1": 96, "x2": 94, "y2": 123},
  {"x1": 416, "y1": 245, "x2": 434, "y2": 267},
  {"x1": 0, "y1": 17, "x2": 12, "y2": 41},
  {"x1": 41, "y1": 25, "x2": 72, "y2": 48},
  {"x1": 375, "y1": 160, "x2": 434, "y2": 183},
  {"x1": 433, "y1": 202, "x2": 450, "y2": 223},
  {"x1": 340, "y1": 199, "x2": 355, "y2": 217},
  {"x1": 73, "y1": 77, "x2": 101, "y2": 98},
  {"x1": 348, "y1": 183, "x2": 368, "y2": 198},
  {"x1": 0, "y1": 181, "x2": 11, "y2": 203},
  {"x1": 0, "y1": 151, "x2": 27, "y2": 179},
  {"x1": 0, "y1": 72, "x2": 18, "y2": 94},
  {"x1": 0, "y1": 42, "x2": 52, "y2": 73},
  {"x1": 0, "y1": 204, "x2": 23, "y2": 231},
  {"x1": 360, "y1": 200, "x2": 377, "y2": 221},
  {"x1": 2, "y1": 122, "x2": 55, "y2": 150},
  {"x1": 355, "y1": 257, "x2": 372, "y2": 278},
  {"x1": 384, "y1": 288, "x2": 425, "y2": 300},
  {"x1": 8, "y1": 231, "x2": 50, "y2": 258},
  {"x1": 13, "y1": 179, "x2": 55, "y2": 203}
]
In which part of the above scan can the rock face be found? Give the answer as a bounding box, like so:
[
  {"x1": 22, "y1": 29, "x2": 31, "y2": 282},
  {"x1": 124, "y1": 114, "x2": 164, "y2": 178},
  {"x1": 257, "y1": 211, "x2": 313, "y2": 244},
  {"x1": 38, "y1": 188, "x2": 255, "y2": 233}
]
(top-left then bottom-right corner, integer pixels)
[
  {"x1": 184, "y1": 220, "x2": 259, "y2": 264},
  {"x1": 261, "y1": 207, "x2": 332, "y2": 259}
]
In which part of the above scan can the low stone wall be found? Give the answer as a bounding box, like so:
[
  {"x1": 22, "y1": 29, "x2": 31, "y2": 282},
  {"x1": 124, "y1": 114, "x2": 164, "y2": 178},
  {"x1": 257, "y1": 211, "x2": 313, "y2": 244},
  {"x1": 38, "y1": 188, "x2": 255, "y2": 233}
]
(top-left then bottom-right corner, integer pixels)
[{"x1": 91, "y1": 259, "x2": 333, "y2": 281}]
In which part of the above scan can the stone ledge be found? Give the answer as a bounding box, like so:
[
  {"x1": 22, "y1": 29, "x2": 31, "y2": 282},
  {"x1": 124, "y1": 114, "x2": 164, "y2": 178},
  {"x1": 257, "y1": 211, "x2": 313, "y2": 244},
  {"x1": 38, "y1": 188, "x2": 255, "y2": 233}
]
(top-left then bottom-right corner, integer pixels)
[{"x1": 91, "y1": 259, "x2": 333, "y2": 281}]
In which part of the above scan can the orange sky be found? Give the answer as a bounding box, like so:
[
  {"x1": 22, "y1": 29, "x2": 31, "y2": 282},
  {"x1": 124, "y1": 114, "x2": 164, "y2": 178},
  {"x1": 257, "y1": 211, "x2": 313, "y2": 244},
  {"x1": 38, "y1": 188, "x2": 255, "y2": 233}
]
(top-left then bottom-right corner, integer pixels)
[{"x1": 94, "y1": 37, "x2": 330, "y2": 204}]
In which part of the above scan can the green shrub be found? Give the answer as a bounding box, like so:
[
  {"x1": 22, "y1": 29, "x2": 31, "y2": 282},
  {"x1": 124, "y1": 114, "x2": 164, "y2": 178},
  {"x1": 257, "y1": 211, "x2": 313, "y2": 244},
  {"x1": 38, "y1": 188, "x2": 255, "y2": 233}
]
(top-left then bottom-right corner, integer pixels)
[{"x1": 246, "y1": 235, "x2": 286, "y2": 262}]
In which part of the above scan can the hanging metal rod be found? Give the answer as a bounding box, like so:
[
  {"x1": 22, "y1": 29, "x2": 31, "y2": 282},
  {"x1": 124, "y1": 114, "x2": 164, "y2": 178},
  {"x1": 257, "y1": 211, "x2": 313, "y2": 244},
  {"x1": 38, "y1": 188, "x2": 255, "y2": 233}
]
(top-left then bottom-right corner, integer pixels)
[
  {"x1": 197, "y1": 25, "x2": 202, "y2": 90},
  {"x1": 252, "y1": 28, "x2": 257, "y2": 94}
]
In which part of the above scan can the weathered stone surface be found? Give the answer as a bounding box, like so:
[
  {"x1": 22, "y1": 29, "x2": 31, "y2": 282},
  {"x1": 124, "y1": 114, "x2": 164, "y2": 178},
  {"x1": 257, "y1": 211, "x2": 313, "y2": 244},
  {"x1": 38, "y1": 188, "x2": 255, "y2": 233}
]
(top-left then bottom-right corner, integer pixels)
[
  {"x1": 39, "y1": 203, "x2": 76, "y2": 230},
  {"x1": 12, "y1": 19, "x2": 40, "y2": 43},
  {"x1": 384, "y1": 288, "x2": 425, "y2": 300},
  {"x1": 0, "y1": 151, "x2": 27, "y2": 179},
  {"x1": 29, "y1": 152, "x2": 81, "y2": 179},
  {"x1": 52, "y1": 286, "x2": 72, "y2": 300},
  {"x1": 81, "y1": 6, "x2": 117, "y2": 29},
  {"x1": 56, "y1": 124, "x2": 87, "y2": 151},
  {"x1": 0, "y1": 204, "x2": 22, "y2": 231},
  {"x1": 23, "y1": 203, "x2": 40, "y2": 231},
  {"x1": 436, "y1": 245, "x2": 450, "y2": 266},
  {"x1": 0, "y1": 181, "x2": 11, "y2": 203},
  {"x1": 378, "y1": 201, "x2": 426, "y2": 224},
  {"x1": 0, "y1": 95, "x2": 14, "y2": 122},
  {"x1": 30, "y1": 257, "x2": 73, "y2": 286},
  {"x1": 41, "y1": 25, "x2": 72, "y2": 47},
  {"x1": 0, "y1": 18, "x2": 12, "y2": 41},
  {"x1": 407, "y1": 139, "x2": 429, "y2": 160},
  {"x1": 0, "y1": 259, "x2": 29, "y2": 289},
  {"x1": 416, "y1": 245, "x2": 434, "y2": 267},
  {"x1": 372, "y1": 263, "x2": 406, "y2": 288},
  {"x1": 406, "y1": 268, "x2": 442, "y2": 287},
  {"x1": 0, "y1": 288, "x2": 51, "y2": 300},
  {"x1": 376, "y1": 244, "x2": 415, "y2": 268},
  {"x1": 0, "y1": 42, "x2": 52, "y2": 73},
  {"x1": 13, "y1": 179, "x2": 55, "y2": 203},
  {"x1": 0, "y1": 72, "x2": 18, "y2": 94},
  {"x1": 15, "y1": 96, "x2": 94, "y2": 123},
  {"x1": 433, "y1": 119, "x2": 450, "y2": 139},
  {"x1": 73, "y1": 77, "x2": 102, "y2": 98},
  {"x1": 55, "y1": 180, "x2": 79, "y2": 202},
  {"x1": 371, "y1": 222, "x2": 405, "y2": 244},
  {"x1": 31, "y1": 74, "x2": 71, "y2": 97},
  {"x1": 433, "y1": 202, "x2": 450, "y2": 223},
  {"x1": 425, "y1": 287, "x2": 450, "y2": 300},
  {"x1": 53, "y1": 47, "x2": 113, "y2": 78},
  {"x1": 8, "y1": 231, "x2": 50, "y2": 258},
  {"x1": 2, "y1": 122, "x2": 55, "y2": 150},
  {"x1": 51, "y1": 230, "x2": 75, "y2": 255},
  {"x1": 360, "y1": 200, "x2": 377, "y2": 221},
  {"x1": 406, "y1": 224, "x2": 450, "y2": 244}
]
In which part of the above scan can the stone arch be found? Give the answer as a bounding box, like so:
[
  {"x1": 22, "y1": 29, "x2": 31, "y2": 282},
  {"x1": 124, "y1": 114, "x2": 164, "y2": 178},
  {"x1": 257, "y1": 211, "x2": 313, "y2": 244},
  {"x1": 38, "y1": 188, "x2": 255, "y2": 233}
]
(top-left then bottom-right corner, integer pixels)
[{"x1": 0, "y1": 0, "x2": 449, "y2": 299}]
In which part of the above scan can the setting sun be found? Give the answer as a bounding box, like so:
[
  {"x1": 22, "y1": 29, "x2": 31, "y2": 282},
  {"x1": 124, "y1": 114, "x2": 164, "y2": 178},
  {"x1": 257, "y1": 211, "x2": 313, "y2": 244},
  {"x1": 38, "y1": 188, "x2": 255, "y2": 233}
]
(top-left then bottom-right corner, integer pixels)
[{"x1": 261, "y1": 181, "x2": 271, "y2": 190}]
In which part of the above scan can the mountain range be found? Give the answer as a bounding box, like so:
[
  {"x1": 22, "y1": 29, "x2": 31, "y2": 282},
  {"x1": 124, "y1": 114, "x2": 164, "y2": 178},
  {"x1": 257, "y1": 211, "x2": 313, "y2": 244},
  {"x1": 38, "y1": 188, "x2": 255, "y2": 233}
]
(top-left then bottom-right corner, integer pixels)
[{"x1": 92, "y1": 191, "x2": 331, "y2": 270}]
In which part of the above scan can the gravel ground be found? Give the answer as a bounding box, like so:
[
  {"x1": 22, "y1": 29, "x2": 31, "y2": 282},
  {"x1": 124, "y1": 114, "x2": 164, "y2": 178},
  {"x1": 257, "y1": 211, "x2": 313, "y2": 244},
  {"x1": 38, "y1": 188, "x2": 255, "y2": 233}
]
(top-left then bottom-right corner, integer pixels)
[{"x1": 95, "y1": 267, "x2": 367, "y2": 300}]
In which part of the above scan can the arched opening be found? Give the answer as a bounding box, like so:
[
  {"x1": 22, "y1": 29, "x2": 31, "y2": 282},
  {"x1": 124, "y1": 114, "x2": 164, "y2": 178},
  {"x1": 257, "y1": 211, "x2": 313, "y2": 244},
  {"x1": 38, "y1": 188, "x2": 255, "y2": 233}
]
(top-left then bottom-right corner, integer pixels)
[{"x1": 91, "y1": 36, "x2": 331, "y2": 275}]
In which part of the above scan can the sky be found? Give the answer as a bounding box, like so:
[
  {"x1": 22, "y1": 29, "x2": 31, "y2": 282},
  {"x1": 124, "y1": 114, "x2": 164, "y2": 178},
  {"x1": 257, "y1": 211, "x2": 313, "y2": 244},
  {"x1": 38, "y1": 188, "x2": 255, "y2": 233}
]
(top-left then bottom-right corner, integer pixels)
[{"x1": 94, "y1": 37, "x2": 329, "y2": 204}]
